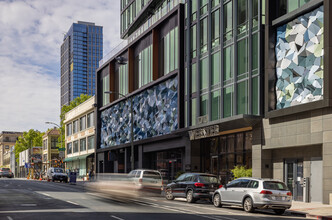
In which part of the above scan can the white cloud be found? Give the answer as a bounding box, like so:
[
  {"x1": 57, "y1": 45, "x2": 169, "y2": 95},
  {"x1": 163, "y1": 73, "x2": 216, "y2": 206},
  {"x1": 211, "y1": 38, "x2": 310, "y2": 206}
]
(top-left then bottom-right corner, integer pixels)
[{"x1": 0, "y1": 0, "x2": 123, "y2": 132}]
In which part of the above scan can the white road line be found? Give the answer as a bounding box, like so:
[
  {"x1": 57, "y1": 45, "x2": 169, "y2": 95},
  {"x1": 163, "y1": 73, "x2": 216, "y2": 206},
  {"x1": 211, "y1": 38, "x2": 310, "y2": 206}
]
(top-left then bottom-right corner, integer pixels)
[
  {"x1": 7, "y1": 216, "x2": 13, "y2": 220},
  {"x1": 39, "y1": 192, "x2": 51, "y2": 197},
  {"x1": 110, "y1": 215, "x2": 125, "y2": 220},
  {"x1": 20, "y1": 204, "x2": 37, "y2": 207},
  {"x1": 0, "y1": 208, "x2": 90, "y2": 214},
  {"x1": 144, "y1": 198, "x2": 158, "y2": 202},
  {"x1": 66, "y1": 201, "x2": 80, "y2": 206}
]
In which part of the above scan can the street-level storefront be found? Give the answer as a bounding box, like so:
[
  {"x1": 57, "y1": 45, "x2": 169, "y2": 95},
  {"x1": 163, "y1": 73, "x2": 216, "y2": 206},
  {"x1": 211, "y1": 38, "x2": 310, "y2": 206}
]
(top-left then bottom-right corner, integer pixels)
[
  {"x1": 64, "y1": 153, "x2": 94, "y2": 178},
  {"x1": 190, "y1": 126, "x2": 253, "y2": 185}
]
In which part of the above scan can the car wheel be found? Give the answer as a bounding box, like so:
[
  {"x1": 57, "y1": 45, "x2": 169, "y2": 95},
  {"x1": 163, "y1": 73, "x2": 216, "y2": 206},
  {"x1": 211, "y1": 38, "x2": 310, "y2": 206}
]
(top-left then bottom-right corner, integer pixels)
[
  {"x1": 165, "y1": 189, "x2": 174, "y2": 200},
  {"x1": 213, "y1": 193, "x2": 222, "y2": 207},
  {"x1": 186, "y1": 190, "x2": 196, "y2": 203},
  {"x1": 273, "y1": 209, "x2": 285, "y2": 215},
  {"x1": 243, "y1": 197, "x2": 255, "y2": 213}
]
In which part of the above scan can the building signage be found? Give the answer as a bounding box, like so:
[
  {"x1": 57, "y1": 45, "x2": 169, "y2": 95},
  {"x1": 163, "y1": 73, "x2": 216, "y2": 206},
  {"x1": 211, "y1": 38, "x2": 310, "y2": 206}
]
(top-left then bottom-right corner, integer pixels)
[{"x1": 188, "y1": 125, "x2": 219, "y2": 140}]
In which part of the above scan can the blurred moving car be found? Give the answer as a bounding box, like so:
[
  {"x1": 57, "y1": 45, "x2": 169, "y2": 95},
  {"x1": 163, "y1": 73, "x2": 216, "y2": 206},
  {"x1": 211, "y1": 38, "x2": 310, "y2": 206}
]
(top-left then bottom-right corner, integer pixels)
[
  {"x1": 212, "y1": 177, "x2": 292, "y2": 215},
  {"x1": 165, "y1": 173, "x2": 221, "y2": 203},
  {"x1": 128, "y1": 169, "x2": 163, "y2": 195},
  {"x1": 47, "y1": 167, "x2": 68, "y2": 183},
  {"x1": 0, "y1": 168, "x2": 14, "y2": 178}
]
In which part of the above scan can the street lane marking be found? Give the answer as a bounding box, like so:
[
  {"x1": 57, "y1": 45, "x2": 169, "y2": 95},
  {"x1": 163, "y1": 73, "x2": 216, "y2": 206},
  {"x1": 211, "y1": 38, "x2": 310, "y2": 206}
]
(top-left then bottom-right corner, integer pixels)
[
  {"x1": 20, "y1": 204, "x2": 37, "y2": 207},
  {"x1": 0, "y1": 208, "x2": 90, "y2": 214},
  {"x1": 66, "y1": 201, "x2": 80, "y2": 206},
  {"x1": 110, "y1": 215, "x2": 125, "y2": 220},
  {"x1": 144, "y1": 198, "x2": 158, "y2": 202},
  {"x1": 7, "y1": 216, "x2": 13, "y2": 220},
  {"x1": 39, "y1": 192, "x2": 51, "y2": 197}
]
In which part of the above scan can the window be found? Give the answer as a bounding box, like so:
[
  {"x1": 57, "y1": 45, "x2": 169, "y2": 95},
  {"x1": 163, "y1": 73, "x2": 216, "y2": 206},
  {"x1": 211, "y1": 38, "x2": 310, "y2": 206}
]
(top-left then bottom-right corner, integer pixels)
[
  {"x1": 43, "y1": 140, "x2": 47, "y2": 150},
  {"x1": 200, "y1": 18, "x2": 208, "y2": 54},
  {"x1": 211, "y1": 91, "x2": 220, "y2": 121},
  {"x1": 238, "y1": 179, "x2": 250, "y2": 187},
  {"x1": 227, "y1": 179, "x2": 240, "y2": 188},
  {"x1": 191, "y1": 24, "x2": 197, "y2": 58},
  {"x1": 191, "y1": 98, "x2": 197, "y2": 126},
  {"x1": 252, "y1": 77, "x2": 259, "y2": 115},
  {"x1": 51, "y1": 138, "x2": 58, "y2": 149},
  {"x1": 73, "y1": 120, "x2": 78, "y2": 133},
  {"x1": 163, "y1": 27, "x2": 178, "y2": 76},
  {"x1": 200, "y1": 57, "x2": 208, "y2": 90},
  {"x1": 80, "y1": 138, "x2": 86, "y2": 152},
  {"x1": 224, "y1": 46, "x2": 233, "y2": 83},
  {"x1": 80, "y1": 116, "x2": 86, "y2": 131},
  {"x1": 67, "y1": 142, "x2": 72, "y2": 155},
  {"x1": 248, "y1": 180, "x2": 259, "y2": 188},
  {"x1": 237, "y1": 80, "x2": 248, "y2": 114},
  {"x1": 88, "y1": 135, "x2": 94, "y2": 150},
  {"x1": 191, "y1": 0, "x2": 197, "y2": 21},
  {"x1": 200, "y1": 94, "x2": 208, "y2": 116},
  {"x1": 237, "y1": 38, "x2": 248, "y2": 76},
  {"x1": 237, "y1": 0, "x2": 248, "y2": 35},
  {"x1": 252, "y1": 33, "x2": 258, "y2": 71},
  {"x1": 73, "y1": 140, "x2": 79, "y2": 153},
  {"x1": 200, "y1": 0, "x2": 208, "y2": 15},
  {"x1": 136, "y1": 45, "x2": 153, "y2": 88},
  {"x1": 224, "y1": 2, "x2": 233, "y2": 41},
  {"x1": 191, "y1": 63, "x2": 197, "y2": 93},
  {"x1": 211, "y1": 10, "x2": 220, "y2": 49},
  {"x1": 102, "y1": 74, "x2": 110, "y2": 106},
  {"x1": 119, "y1": 64, "x2": 128, "y2": 95},
  {"x1": 87, "y1": 112, "x2": 94, "y2": 128},
  {"x1": 211, "y1": 52, "x2": 220, "y2": 86},
  {"x1": 224, "y1": 86, "x2": 233, "y2": 118}
]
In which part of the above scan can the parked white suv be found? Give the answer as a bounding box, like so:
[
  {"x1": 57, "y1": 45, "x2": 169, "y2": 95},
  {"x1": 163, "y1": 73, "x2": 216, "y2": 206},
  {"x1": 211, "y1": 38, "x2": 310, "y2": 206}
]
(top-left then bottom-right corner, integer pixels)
[
  {"x1": 47, "y1": 167, "x2": 68, "y2": 183},
  {"x1": 128, "y1": 169, "x2": 163, "y2": 195},
  {"x1": 213, "y1": 177, "x2": 292, "y2": 215}
]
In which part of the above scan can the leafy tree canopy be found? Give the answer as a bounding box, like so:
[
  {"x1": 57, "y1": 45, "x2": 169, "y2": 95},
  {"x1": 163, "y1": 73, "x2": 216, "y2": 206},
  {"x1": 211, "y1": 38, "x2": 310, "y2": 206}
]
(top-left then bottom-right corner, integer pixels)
[{"x1": 15, "y1": 129, "x2": 44, "y2": 160}]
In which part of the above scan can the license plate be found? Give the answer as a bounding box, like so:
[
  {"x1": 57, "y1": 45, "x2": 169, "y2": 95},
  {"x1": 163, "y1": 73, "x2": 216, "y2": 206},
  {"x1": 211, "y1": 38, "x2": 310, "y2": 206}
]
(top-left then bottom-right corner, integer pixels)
[{"x1": 272, "y1": 196, "x2": 285, "y2": 201}]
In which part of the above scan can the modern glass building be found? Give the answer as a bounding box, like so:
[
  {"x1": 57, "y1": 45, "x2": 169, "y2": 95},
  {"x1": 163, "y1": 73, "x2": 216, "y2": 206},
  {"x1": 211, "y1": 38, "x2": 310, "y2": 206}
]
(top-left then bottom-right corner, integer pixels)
[
  {"x1": 93, "y1": 0, "x2": 332, "y2": 204},
  {"x1": 61, "y1": 21, "x2": 103, "y2": 107}
]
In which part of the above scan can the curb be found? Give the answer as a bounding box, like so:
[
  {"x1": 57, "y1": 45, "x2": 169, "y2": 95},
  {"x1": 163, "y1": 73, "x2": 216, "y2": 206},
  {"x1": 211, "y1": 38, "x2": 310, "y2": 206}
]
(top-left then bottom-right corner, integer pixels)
[{"x1": 287, "y1": 210, "x2": 332, "y2": 219}]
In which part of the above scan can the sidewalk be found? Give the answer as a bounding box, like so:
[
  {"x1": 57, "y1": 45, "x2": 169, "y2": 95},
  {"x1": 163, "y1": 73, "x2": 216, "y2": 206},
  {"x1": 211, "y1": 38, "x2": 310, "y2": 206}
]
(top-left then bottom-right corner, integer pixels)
[{"x1": 287, "y1": 201, "x2": 332, "y2": 219}]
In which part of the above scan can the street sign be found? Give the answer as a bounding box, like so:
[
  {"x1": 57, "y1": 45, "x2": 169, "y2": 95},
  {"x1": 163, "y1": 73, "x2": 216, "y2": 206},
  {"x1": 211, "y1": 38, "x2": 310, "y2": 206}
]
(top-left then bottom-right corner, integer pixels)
[
  {"x1": 59, "y1": 151, "x2": 65, "y2": 158},
  {"x1": 58, "y1": 148, "x2": 66, "y2": 151}
]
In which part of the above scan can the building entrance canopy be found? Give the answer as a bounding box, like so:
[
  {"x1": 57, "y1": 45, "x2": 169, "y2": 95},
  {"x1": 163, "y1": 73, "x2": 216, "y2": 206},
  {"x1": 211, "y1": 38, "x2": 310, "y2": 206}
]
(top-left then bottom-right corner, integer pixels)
[{"x1": 63, "y1": 153, "x2": 93, "y2": 162}]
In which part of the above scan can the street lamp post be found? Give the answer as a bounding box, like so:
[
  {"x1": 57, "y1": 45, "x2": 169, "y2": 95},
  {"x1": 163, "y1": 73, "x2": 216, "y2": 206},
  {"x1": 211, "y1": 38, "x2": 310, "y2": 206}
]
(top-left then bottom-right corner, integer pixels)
[
  {"x1": 104, "y1": 91, "x2": 134, "y2": 171},
  {"x1": 45, "y1": 121, "x2": 63, "y2": 159}
]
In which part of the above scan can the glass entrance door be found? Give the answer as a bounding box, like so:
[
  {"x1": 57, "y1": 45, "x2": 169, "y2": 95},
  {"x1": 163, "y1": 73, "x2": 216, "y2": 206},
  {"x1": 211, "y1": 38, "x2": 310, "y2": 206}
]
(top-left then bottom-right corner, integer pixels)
[{"x1": 285, "y1": 159, "x2": 303, "y2": 201}]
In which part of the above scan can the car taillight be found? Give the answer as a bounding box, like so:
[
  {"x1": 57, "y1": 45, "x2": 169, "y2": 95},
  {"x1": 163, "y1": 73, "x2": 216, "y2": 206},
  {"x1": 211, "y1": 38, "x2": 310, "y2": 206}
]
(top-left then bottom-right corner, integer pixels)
[
  {"x1": 139, "y1": 178, "x2": 142, "y2": 184},
  {"x1": 287, "y1": 192, "x2": 292, "y2": 196},
  {"x1": 218, "y1": 185, "x2": 223, "y2": 188},
  {"x1": 194, "y1": 182, "x2": 205, "y2": 187},
  {"x1": 260, "y1": 190, "x2": 273, "y2": 195}
]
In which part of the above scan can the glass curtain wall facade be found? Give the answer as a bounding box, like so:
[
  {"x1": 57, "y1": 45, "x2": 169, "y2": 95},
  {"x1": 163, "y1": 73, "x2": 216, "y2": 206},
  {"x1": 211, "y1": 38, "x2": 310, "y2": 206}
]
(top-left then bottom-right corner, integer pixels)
[
  {"x1": 61, "y1": 21, "x2": 103, "y2": 107},
  {"x1": 185, "y1": 0, "x2": 263, "y2": 127}
]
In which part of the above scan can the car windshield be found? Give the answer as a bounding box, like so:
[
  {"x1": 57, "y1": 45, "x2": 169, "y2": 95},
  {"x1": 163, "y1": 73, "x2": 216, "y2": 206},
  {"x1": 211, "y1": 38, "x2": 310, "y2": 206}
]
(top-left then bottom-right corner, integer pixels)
[
  {"x1": 263, "y1": 181, "x2": 288, "y2": 191},
  {"x1": 54, "y1": 168, "x2": 64, "y2": 173},
  {"x1": 199, "y1": 175, "x2": 218, "y2": 183}
]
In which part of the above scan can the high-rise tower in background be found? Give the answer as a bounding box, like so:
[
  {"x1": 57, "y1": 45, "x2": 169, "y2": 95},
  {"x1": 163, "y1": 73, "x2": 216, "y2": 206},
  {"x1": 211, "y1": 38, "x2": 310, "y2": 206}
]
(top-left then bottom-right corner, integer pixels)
[{"x1": 60, "y1": 21, "x2": 103, "y2": 107}]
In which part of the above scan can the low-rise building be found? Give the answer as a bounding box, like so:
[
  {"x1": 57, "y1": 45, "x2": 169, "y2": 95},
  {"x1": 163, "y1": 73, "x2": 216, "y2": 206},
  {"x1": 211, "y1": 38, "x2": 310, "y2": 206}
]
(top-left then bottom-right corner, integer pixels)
[
  {"x1": 0, "y1": 131, "x2": 22, "y2": 167},
  {"x1": 42, "y1": 128, "x2": 61, "y2": 172},
  {"x1": 63, "y1": 96, "x2": 95, "y2": 178}
]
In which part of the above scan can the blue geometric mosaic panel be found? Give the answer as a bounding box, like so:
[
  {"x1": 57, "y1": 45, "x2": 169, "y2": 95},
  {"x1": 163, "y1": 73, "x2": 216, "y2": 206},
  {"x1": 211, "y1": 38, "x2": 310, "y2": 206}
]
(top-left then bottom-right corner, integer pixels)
[
  {"x1": 100, "y1": 76, "x2": 178, "y2": 148},
  {"x1": 275, "y1": 6, "x2": 324, "y2": 109}
]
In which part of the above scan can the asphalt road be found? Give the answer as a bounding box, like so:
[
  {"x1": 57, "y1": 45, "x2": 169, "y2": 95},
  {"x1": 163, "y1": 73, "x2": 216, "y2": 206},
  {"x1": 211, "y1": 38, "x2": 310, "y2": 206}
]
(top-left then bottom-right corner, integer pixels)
[{"x1": 0, "y1": 178, "x2": 305, "y2": 220}]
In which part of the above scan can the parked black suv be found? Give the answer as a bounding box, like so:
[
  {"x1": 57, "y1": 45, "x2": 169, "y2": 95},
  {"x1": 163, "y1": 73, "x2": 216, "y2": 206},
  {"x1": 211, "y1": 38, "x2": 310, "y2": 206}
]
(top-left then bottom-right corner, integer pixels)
[{"x1": 165, "y1": 173, "x2": 221, "y2": 203}]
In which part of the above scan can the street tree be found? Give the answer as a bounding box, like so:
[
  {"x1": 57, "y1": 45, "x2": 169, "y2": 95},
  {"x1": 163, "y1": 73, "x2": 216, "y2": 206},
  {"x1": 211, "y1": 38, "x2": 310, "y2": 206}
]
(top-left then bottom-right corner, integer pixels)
[{"x1": 15, "y1": 129, "x2": 44, "y2": 160}]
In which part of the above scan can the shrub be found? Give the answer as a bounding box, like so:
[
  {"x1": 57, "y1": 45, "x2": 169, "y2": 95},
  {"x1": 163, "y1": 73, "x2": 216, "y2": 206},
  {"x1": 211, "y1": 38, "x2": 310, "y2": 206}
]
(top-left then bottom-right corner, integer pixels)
[{"x1": 231, "y1": 165, "x2": 252, "y2": 179}]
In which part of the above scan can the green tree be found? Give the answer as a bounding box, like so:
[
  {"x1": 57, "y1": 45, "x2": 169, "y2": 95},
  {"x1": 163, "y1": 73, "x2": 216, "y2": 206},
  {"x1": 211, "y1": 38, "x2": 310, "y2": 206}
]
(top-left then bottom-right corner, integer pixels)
[
  {"x1": 230, "y1": 165, "x2": 252, "y2": 179},
  {"x1": 58, "y1": 94, "x2": 92, "y2": 147},
  {"x1": 15, "y1": 129, "x2": 44, "y2": 160}
]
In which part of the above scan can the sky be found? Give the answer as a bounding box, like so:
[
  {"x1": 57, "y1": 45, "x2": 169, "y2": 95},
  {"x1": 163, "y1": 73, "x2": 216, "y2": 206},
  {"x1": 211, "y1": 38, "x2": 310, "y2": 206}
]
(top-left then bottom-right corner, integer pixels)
[{"x1": 0, "y1": 0, "x2": 123, "y2": 133}]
